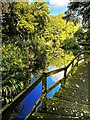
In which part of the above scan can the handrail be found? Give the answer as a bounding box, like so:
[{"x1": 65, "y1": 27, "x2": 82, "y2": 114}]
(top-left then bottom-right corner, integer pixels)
[
  {"x1": 46, "y1": 67, "x2": 65, "y2": 76},
  {"x1": 1, "y1": 51, "x2": 90, "y2": 120},
  {"x1": 25, "y1": 51, "x2": 90, "y2": 120}
]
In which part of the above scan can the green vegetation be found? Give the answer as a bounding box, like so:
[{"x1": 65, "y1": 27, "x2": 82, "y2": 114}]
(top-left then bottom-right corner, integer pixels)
[
  {"x1": 2, "y1": 2, "x2": 89, "y2": 106},
  {"x1": 65, "y1": 2, "x2": 90, "y2": 43}
]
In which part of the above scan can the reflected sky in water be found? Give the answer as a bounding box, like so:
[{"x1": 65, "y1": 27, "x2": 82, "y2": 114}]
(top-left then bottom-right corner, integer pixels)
[
  {"x1": 48, "y1": 66, "x2": 64, "y2": 82},
  {"x1": 16, "y1": 66, "x2": 62, "y2": 119}
]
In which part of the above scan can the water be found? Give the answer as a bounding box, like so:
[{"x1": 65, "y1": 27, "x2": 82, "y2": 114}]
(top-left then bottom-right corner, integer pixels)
[
  {"x1": 16, "y1": 66, "x2": 63, "y2": 119},
  {"x1": 16, "y1": 51, "x2": 85, "y2": 119},
  {"x1": 16, "y1": 79, "x2": 42, "y2": 119}
]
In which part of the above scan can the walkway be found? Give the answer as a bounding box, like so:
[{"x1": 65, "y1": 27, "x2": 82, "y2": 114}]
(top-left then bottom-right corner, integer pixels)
[{"x1": 31, "y1": 61, "x2": 90, "y2": 120}]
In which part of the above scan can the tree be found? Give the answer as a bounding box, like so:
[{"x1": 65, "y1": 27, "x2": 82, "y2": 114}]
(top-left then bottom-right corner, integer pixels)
[
  {"x1": 2, "y1": 2, "x2": 50, "y2": 41},
  {"x1": 43, "y1": 14, "x2": 80, "y2": 48},
  {"x1": 2, "y1": 2, "x2": 50, "y2": 106},
  {"x1": 65, "y1": 2, "x2": 90, "y2": 43},
  {"x1": 66, "y1": 2, "x2": 90, "y2": 26}
]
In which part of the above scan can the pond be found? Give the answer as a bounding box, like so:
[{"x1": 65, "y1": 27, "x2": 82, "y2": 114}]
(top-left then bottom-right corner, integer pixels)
[
  {"x1": 16, "y1": 66, "x2": 64, "y2": 119},
  {"x1": 16, "y1": 50, "x2": 75, "y2": 119}
]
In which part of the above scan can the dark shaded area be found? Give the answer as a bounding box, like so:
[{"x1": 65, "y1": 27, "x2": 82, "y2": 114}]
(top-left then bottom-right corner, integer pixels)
[{"x1": 88, "y1": 62, "x2": 90, "y2": 109}]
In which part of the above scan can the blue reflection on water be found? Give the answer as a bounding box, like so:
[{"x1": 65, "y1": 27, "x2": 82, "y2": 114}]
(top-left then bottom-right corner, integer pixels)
[{"x1": 16, "y1": 66, "x2": 61, "y2": 119}]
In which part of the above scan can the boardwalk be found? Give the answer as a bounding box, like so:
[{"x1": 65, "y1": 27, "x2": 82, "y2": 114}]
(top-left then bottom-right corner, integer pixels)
[{"x1": 31, "y1": 61, "x2": 90, "y2": 120}]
